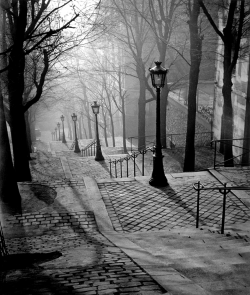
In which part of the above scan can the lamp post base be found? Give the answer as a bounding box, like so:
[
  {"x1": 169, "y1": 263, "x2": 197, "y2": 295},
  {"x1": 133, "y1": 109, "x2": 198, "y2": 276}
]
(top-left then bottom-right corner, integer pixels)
[
  {"x1": 149, "y1": 155, "x2": 168, "y2": 187},
  {"x1": 95, "y1": 146, "x2": 104, "y2": 161},
  {"x1": 74, "y1": 141, "x2": 81, "y2": 153}
]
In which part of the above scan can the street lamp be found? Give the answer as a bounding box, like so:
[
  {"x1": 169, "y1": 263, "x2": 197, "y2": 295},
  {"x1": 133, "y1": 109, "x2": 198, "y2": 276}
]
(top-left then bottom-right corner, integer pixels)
[
  {"x1": 57, "y1": 122, "x2": 61, "y2": 141},
  {"x1": 149, "y1": 61, "x2": 168, "y2": 187},
  {"x1": 55, "y1": 127, "x2": 57, "y2": 141},
  {"x1": 71, "y1": 113, "x2": 81, "y2": 153},
  {"x1": 60, "y1": 115, "x2": 66, "y2": 143},
  {"x1": 91, "y1": 101, "x2": 104, "y2": 161}
]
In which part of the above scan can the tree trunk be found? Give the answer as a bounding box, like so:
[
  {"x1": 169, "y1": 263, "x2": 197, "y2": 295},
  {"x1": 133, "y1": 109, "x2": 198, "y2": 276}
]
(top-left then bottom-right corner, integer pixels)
[
  {"x1": 222, "y1": 39, "x2": 234, "y2": 167},
  {"x1": 25, "y1": 111, "x2": 33, "y2": 154},
  {"x1": 7, "y1": 0, "x2": 31, "y2": 181},
  {"x1": 121, "y1": 97, "x2": 127, "y2": 153},
  {"x1": 137, "y1": 60, "x2": 146, "y2": 151},
  {"x1": 160, "y1": 85, "x2": 169, "y2": 148},
  {"x1": 241, "y1": 51, "x2": 250, "y2": 165},
  {"x1": 0, "y1": 92, "x2": 21, "y2": 212},
  {"x1": 183, "y1": 0, "x2": 202, "y2": 172},
  {"x1": 66, "y1": 114, "x2": 72, "y2": 140},
  {"x1": 109, "y1": 110, "x2": 115, "y2": 147}
]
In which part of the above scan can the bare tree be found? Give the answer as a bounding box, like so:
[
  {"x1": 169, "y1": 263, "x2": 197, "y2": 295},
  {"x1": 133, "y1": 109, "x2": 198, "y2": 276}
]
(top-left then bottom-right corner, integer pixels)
[
  {"x1": 199, "y1": 0, "x2": 250, "y2": 166},
  {"x1": 183, "y1": 0, "x2": 203, "y2": 171},
  {"x1": 1, "y1": 0, "x2": 102, "y2": 181}
]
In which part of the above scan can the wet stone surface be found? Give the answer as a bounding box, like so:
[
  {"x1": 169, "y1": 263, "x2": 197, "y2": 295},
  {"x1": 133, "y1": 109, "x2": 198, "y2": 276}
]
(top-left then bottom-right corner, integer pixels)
[
  {"x1": 30, "y1": 151, "x2": 65, "y2": 181},
  {"x1": 99, "y1": 180, "x2": 250, "y2": 233},
  {"x1": 3, "y1": 233, "x2": 165, "y2": 295}
]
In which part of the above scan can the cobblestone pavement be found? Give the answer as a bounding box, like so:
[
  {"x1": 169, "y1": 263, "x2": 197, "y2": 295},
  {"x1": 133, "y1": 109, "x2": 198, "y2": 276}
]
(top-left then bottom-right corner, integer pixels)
[
  {"x1": 99, "y1": 179, "x2": 250, "y2": 233},
  {"x1": 3, "y1": 231, "x2": 165, "y2": 295},
  {"x1": 30, "y1": 151, "x2": 65, "y2": 181},
  {"x1": 2, "y1": 141, "x2": 166, "y2": 295},
  {"x1": 215, "y1": 167, "x2": 250, "y2": 196}
]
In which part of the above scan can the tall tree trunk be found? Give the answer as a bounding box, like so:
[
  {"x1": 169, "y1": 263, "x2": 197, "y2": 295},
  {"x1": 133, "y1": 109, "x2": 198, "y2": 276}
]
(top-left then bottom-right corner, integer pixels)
[
  {"x1": 7, "y1": 0, "x2": 31, "y2": 181},
  {"x1": 109, "y1": 110, "x2": 115, "y2": 147},
  {"x1": 160, "y1": 85, "x2": 169, "y2": 148},
  {"x1": 222, "y1": 38, "x2": 234, "y2": 167},
  {"x1": 183, "y1": 0, "x2": 202, "y2": 172},
  {"x1": 101, "y1": 110, "x2": 108, "y2": 147},
  {"x1": 66, "y1": 114, "x2": 72, "y2": 140},
  {"x1": 137, "y1": 61, "x2": 146, "y2": 150},
  {"x1": 241, "y1": 51, "x2": 250, "y2": 165},
  {"x1": 121, "y1": 97, "x2": 127, "y2": 153},
  {"x1": 0, "y1": 92, "x2": 21, "y2": 212},
  {"x1": 25, "y1": 111, "x2": 33, "y2": 153}
]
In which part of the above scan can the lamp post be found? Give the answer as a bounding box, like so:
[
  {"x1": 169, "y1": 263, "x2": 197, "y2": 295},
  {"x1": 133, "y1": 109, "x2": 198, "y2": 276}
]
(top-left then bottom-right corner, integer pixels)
[
  {"x1": 60, "y1": 115, "x2": 66, "y2": 143},
  {"x1": 91, "y1": 101, "x2": 104, "y2": 161},
  {"x1": 57, "y1": 122, "x2": 61, "y2": 141},
  {"x1": 71, "y1": 113, "x2": 81, "y2": 153},
  {"x1": 149, "y1": 61, "x2": 168, "y2": 187},
  {"x1": 55, "y1": 127, "x2": 57, "y2": 141}
]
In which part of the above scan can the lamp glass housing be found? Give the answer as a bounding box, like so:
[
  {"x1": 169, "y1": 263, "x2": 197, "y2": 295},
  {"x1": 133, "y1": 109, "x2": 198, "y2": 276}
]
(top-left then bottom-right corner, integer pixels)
[
  {"x1": 149, "y1": 61, "x2": 168, "y2": 88},
  {"x1": 61, "y1": 115, "x2": 64, "y2": 122},
  {"x1": 57, "y1": 122, "x2": 60, "y2": 128},
  {"x1": 71, "y1": 113, "x2": 77, "y2": 121},
  {"x1": 91, "y1": 101, "x2": 100, "y2": 115}
]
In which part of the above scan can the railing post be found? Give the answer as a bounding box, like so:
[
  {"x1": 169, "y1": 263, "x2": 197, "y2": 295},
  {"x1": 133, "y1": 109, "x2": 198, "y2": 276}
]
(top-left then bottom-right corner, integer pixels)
[
  {"x1": 133, "y1": 154, "x2": 136, "y2": 177},
  {"x1": 131, "y1": 137, "x2": 132, "y2": 152},
  {"x1": 115, "y1": 161, "x2": 117, "y2": 178},
  {"x1": 120, "y1": 159, "x2": 122, "y2": 178},
  {"x1": 214, "y1": 141, "x2": 217, "y2": 169},
  {"x1": 196, "y1": 181, "x2": 201, "y2": 228},
  {"x1": 127, "y1": 158, "x2": 129, "y2": 177},
  {"x1": 221, "y1": 183, "x2": 227, "y2": 234},
  {"x1": 142, "y1": 151, "x2": 145, "y2": 176},
  {"x1": 109, "y1": 160, "x2": 112, "y2": 178}
]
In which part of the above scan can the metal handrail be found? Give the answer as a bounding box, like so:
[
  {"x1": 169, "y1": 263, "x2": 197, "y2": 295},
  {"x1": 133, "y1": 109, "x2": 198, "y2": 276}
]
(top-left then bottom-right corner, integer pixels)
[
  {"x1": 193, "y1": 181, "x2": 250, "y2": 234},
  {"x1": 212, "y1": 138, "x2": 250, "y2": 169},
  {"x1": 128, "y1": 132, "x2": 213, "y2": 152},
  {"x1": 109, "y1": 146, "x2": 155, "y2": 178},
  {"x1": 81, "y1": 139, "x2": 97, "y2": 157}
]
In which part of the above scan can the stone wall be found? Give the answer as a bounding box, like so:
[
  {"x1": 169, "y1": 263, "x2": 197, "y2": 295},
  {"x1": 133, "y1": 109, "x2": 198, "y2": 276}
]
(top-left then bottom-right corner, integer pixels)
[{"x1": 166, "y1": 95, "x2": 212, "y2": 147}]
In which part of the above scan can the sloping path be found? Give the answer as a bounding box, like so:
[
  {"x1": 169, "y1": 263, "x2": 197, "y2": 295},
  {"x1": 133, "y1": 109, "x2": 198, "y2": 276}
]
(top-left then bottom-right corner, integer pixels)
[{"x1": 2, "y1": 139, "x2": 250, "y2": 294}]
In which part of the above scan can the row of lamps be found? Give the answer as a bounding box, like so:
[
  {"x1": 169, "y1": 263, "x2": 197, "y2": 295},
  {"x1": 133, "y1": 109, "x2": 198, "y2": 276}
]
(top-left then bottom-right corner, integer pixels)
[
  {"x1": 52, "y1": 102, "x2": 103, "y2": 161},
  {"x1": 51, "y1": 61, "x2": 168, "y2": 187}
]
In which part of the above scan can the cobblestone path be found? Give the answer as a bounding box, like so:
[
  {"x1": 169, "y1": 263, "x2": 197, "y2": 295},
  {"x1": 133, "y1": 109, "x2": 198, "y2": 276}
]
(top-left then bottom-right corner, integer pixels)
[
  {"x1": 30, "y1": 151, "x2": 65, "y2": 181},
  {"x1": 216, "y1": 167, "x2": 250, "y2": 196},
  {"x1": 3, "y1": 232, "x2": 165, "y2": 295},
  {"x1": 3, "y1": 168, "x2": 166, "y2": 294},
  {"x1": 99, "y1": 180, "x2": 250, "y2": 233}
]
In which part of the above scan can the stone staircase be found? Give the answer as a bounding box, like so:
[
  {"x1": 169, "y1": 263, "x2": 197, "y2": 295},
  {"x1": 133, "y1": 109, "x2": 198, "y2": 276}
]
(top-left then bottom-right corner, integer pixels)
[{"x1": 124, "y1": 223, "x2": 250, "y2": 294}]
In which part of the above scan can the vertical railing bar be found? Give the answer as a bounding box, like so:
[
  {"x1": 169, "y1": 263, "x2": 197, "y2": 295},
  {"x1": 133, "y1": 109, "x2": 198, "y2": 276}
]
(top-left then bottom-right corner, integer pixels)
[
  {"x1": 120, "y1": 159, "x2": 122, "y2": 178},
  {"x1": 109, "y1": 161, "x2": 112, "y2": 178},
  {"x1": 115, "y1": 161, "x2": 117, "y2": 178},
  {"x1": 221, "y1": 183, "x2": 227, "y2": 234},
  {"x1": 142, "y1": 152, "x2": 145, "y2": 176},
  {"x1": 214, "y1": 141, "x2": 217, "y2": 169},
  {"x1": 196, "y1": 181, "x2": 200, "y2": 229},
  {"x1": 133, "y1": 155, "x2": 136, "y2": 177},
  {"x1": 127, "y1": 158, "x2": 129, "y2": 177}
]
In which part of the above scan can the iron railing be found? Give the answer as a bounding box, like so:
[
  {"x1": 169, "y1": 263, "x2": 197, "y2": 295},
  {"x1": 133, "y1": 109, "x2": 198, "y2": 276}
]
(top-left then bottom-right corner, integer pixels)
[
  {"x1": 128, "y1": 132, "x2": 213, "y2": 152},
  {"x1": 127, "y1": 135, "x2": 155, "y2": 152},
  {"x1": 212, "y1": 138, "x2": 250, "y2": 169},
  {"x1": 81, "y1": 140, "x2": 97, "y2": 157},
  {"x1": 109, "y1": 146, "x2": 155, "y2": 178},
  {"x1": 193, "y1": 182, "x2": 250, "y2": 234}
]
